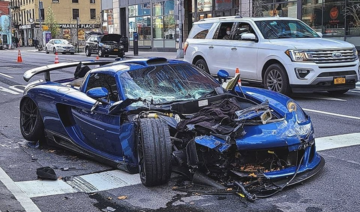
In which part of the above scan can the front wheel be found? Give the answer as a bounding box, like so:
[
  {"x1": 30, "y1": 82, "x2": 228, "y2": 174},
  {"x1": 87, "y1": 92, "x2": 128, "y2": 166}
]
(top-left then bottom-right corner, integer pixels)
[
  {"x1": 53, "y1": 48, "x2": 57, "y2": 54},
  {"x1": 98, "y1": 48, "x2": 104, "y2": 57},
  {"x1": 194, "y1": 58, "x2": 210, "y2": 74},
  {"x1": 328, "y1": 89, "x2": 349, "y2": 95},
  {"x1": 20, "y1": 98, "x2": 45, "y2": 144},
  {"x1": 264, "y1": 63, "x2": 291, "y2": 95},
  {"x1": 138, "y1": 119, "x2": 172, "y2": 187},
  {"x1": 45, "y1": 47, "x2": 49, "y2": 54},
  {"x1": 85, "y1": 47, "x2": 91, "y2": 57}
]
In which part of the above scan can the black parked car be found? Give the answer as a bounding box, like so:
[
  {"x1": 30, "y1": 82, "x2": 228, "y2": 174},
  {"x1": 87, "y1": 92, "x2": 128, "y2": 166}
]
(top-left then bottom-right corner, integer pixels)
[{"x1": 85, "y1": 34, "x2": 128, "y2": 58}]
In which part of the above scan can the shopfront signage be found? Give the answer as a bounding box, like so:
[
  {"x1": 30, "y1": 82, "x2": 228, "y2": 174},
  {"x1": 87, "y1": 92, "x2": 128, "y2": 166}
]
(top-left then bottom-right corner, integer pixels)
[
  {"x1": 19, "y1": 24, "x2": 32, "y2": 29},
  {"x1": 58, "y1": 24, "x2": 100, "y2": 29}
]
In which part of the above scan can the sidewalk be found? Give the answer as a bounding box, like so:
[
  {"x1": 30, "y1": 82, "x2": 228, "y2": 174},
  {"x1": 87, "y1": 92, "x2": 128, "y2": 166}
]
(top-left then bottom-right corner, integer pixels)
[{"x1": 5, "y1": 46, "x2": 181, "y2": 60}]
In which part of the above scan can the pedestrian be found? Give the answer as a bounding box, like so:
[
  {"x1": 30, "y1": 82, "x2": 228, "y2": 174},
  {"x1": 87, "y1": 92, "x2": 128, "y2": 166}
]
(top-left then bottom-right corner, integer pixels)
[
  {"x1": 14, "y1": 37, "x2": 19, "y2": 48},
  {"x1": 19, "y1": 38, "x2": 22, "y2": 47}
]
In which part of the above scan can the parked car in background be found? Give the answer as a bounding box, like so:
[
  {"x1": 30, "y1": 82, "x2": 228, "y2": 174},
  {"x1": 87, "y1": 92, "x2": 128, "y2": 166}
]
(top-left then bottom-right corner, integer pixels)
[
  {"x1": 45, "y1": 39, "x2": 75, "y2": 54},
  {"x1": 20, "y1": 58, "x2": 324, "y2": 201},
  {"x1": 184, "y1": 16, "x2": 360, "y2": 95},
  {"x1": 85, "y1": 34, "x2": 128, "y2": 58}
]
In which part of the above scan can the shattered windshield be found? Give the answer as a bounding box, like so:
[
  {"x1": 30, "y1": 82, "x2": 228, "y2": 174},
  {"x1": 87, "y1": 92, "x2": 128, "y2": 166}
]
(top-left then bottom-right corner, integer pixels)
[
  {"x1": 120, "y1": 63, "x2": 220, "y2": 104},
  {"x1": 255, "y1": 20, "x2": 320, "y2": 39}
]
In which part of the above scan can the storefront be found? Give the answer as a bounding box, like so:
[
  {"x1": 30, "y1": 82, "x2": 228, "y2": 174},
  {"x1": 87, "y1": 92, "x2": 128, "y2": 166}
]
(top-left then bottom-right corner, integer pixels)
[{"x1": 117, "y1": 0, "x2": 360, "y2": 50}]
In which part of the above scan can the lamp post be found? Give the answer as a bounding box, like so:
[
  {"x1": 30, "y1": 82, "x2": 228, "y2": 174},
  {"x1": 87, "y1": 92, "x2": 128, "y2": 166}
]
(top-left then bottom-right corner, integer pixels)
[
  {"x1": 8, "y1": 5, "x2": 12, "y2": 49},
  {"x1": 176, "y1": 0, "x2": 184, "y2": 59},
  {"x1": 76, "y1": 17, "x2": 79, "y2": 53}
]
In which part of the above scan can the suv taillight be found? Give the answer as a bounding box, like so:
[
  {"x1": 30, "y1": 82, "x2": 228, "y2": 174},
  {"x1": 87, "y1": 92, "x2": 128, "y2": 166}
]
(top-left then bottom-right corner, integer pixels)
[{"x1": 184, "y1": 42, "x2": 188, "y2": 55}]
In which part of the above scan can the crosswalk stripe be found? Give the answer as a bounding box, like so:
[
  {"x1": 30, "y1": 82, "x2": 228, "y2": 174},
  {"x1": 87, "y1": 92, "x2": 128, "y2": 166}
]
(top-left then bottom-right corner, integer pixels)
[
  {"x1": 316, "y1": 133, "x2": 360, "y2": 151},
  {"x1": 0, "y1": 167, "x2": 41, "y2": 212}
]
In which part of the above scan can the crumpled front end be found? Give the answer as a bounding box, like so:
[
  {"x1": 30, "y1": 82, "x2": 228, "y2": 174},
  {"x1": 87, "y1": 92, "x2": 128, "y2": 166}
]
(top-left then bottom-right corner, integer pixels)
[{"x1": 167, "y1": 94, "x2": 325, "y2": 201}]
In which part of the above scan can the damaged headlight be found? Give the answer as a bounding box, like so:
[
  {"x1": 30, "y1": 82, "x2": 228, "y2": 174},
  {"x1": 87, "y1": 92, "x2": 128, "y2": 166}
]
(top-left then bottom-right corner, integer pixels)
[{"x1": 287, "y1": 100, "x2": 307, "y2": 123}]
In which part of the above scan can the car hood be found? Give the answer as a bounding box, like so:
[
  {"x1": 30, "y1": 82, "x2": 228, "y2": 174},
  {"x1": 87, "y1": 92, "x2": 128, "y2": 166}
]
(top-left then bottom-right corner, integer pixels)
[
  {"x1": 268, "y1": 38, "x2": 355, "y2": 50},
  {"x1": 101, "y1": 34, "x2": 121, "y2": 42}
]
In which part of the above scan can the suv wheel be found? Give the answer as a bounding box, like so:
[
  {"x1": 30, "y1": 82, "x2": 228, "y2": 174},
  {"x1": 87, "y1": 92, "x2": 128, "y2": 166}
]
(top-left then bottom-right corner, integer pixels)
[
  {"x1": 98, "y1": 48, "x2": 104, "y2": 57},
  {"x1": 45, "y1": 47, "x2": 49, "y2": 54},
  {"x1": 194, "y1": 59, "x2": 210, "y2": 74},
  {"x1": 85, "y1": 47, "x2": 91, "y2": 57},
  {"x1": 264, "y1": 63, "x2": 291, "y2": 95}
]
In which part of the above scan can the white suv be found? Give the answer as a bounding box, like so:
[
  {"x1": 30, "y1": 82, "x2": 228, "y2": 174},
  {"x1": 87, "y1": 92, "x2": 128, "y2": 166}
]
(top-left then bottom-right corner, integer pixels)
[{"x1": 184, "y1": 16, "x2": 360, "y2": 95}]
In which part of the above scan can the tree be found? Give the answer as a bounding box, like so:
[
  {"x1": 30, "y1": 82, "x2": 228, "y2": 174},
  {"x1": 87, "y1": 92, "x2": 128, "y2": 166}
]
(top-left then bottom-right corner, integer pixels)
[{"x1": 44, "y1": 6, "x2": 59, "y2": 38}]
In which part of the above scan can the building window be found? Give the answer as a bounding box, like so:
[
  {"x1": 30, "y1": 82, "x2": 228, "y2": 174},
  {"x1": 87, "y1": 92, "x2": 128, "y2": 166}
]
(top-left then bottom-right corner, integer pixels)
[
  {"x1": 72, "y1": 0, "x2": 78, "y2": 3},
  {"x1": 40, "y1": 8, "x2": 45, "y2": 21},
  {"x1": 52, "y1": 0, "x2": 59, "y2": 2},
  {"x1": 90, "y1": 9, "x2": 96, "y2": 19},
  {"x1": 73, "y1": 9, "x2": 79, "y2": 20},
  {"x1": 90, "y1": 0, "x2": 95, "y2": 3}
]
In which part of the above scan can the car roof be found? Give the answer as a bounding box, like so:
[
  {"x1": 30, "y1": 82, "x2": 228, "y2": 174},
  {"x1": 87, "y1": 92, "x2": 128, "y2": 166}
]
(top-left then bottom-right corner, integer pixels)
[{"x1": 195, "y1": 16, "x2": 299, "y2": 24}]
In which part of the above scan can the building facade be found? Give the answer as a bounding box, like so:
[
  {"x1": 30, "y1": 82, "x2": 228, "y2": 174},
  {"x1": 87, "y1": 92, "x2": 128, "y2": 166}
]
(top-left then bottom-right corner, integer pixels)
[
  {"x1": 114, "y1": 0, "x2": 360, "y2": 51},
  {"x1": 10, "y1": 0, "x2": 101, "y2": 46}
]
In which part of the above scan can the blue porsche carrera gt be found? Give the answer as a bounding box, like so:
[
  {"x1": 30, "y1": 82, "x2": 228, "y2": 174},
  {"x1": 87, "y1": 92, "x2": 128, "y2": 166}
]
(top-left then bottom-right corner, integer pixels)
[{"x1": 20, "y1": 58, "x2": 324, "y2": 201}]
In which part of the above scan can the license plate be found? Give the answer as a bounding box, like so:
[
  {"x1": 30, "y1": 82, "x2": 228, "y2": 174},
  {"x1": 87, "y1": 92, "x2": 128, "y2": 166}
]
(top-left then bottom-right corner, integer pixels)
[
  {"x1": 113, "y1": 49, "x2": 118, "y2": 51},
  {"x1": 334, "y1": 77, "x2": 346, "y2": 84}
]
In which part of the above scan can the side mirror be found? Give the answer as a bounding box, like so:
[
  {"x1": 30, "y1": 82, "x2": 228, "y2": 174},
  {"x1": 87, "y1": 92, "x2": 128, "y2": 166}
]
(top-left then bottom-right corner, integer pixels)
[
  {"x1": 317, "y1": 32, "x2": 323, "y2": 38},
  {"x1": 86, "y1": 87, "x2": 108, "y2": 99},
  {"x1": 217, "y1": 69, "x2": 229, "y2": 82},
  {"x1": 241, "y1": 33, "x2": 257, "y2": 41}
]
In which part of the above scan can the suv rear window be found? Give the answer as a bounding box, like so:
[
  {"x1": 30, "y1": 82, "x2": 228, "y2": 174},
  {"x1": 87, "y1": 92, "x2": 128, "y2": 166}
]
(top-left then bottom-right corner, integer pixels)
[{"x1": 188, "y1": 23, "x2": 214, "y2": 39}]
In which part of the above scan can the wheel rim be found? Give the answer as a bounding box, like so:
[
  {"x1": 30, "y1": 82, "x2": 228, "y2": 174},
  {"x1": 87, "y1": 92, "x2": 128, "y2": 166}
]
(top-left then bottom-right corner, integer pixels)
[
  {"x1": 20, "y1": 99, "x2": 38, "y2": 136},
  {"x1": 137, "y1": 131, "x2": 146, "y2": 182},
  {"x1": 196, "y1": 63, "x2": 205, "y2": 71},
  {"x1": 86, "y1": 48, "x2": 88, "y2": 55},
  {"x1": 266, "y1": 69, "x2": 283, "y2": 92}
]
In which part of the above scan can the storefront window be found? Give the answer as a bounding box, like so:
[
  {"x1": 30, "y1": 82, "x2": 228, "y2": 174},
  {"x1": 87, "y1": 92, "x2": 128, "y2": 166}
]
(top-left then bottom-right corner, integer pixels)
[
  {"x1": 197, "y1": 0, "x2": 212, "y2": 12},
  {"x1": 129, "y1": 5, "x2": 138, "y2": 17},
  {"x1": 153, "y1": 16, "x2": 164, "y2": 39},
  {"x1": 252, "y1": 0, "x2": 297, "y2": 18},
  {"x1": 154, "y1": 2, "x2": 163, "y2": 16},
  {"x1": 302, "y1": 0, "x2": 345, "y2": 37}
]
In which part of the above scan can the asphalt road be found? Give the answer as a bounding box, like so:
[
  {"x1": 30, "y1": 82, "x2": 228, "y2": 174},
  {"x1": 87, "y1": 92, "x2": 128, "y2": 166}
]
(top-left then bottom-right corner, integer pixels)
[{"x1": 0, "y1": 48, "x2": 359, "y2": 212}]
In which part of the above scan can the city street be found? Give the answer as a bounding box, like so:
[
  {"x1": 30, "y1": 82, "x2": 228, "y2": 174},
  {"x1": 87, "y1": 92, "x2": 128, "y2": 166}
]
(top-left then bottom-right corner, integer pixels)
[{"x1": 0, "y1": 48, "x2": 360, "y2": 212}]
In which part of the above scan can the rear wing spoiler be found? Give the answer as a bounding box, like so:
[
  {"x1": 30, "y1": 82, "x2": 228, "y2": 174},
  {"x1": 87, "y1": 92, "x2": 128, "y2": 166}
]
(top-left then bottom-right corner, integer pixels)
[{"x1": 23, "y1": 61, "x2": 113, "y2": 82}]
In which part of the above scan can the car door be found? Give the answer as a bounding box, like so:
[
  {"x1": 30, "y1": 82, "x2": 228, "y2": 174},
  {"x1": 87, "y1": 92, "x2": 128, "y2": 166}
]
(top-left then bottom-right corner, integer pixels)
[
  {"x1": 71, "y1": 72, "x2": 124, "y2": 157},
  {"x1": 206, "y1": 22, "x2": 235, "y2": 75},
  {"x1": 228, "y1": 22, "x2": 259, "y2": 81}
]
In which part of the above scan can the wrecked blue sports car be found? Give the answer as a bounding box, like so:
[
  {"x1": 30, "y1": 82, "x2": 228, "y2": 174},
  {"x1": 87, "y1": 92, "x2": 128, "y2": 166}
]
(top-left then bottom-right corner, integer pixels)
[{"x1": 20, "y1": 58, "x2": 324, "y2": 201}]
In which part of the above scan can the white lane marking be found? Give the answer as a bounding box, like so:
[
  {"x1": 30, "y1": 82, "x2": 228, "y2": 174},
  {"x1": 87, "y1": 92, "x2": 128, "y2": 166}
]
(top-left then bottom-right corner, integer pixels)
[
  {"x1": 0, "y1": 73, "x2": 13, "y2": 78},
  {"x1": 15, "y1": 180, "x2": 77, "y2": 198},
  {"x1": 302, "y1": 96, "x2": 346, "y2": 101},
  {"x1": 303, "y1": 108, "x2": 360, "y2": 120},
  {"x1": 0, "y1": 86, "x2": 20, "y2": 95},
  {"x1": 0, "y1": 167, "x2": 41, "y2": 212},
  {"x1": 9, "y1": 85, "x2": 24, "y2": 93},
  {"x1": 316, "y1": 133, "x2": 360, "y2": 151},
  {"x1": 67, "y1": 170, "x2": 141, "y2": 193}
]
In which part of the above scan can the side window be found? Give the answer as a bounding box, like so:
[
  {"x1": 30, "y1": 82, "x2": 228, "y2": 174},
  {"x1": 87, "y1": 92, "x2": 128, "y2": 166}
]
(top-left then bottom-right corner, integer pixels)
[
  {"x1": 213, "y1": 22, "x2": 234, "y2": 40},
  {"x1": 233, "y1": 22, "x2": 256, "y2": 40},
  {"x1": 188, "y1": 23, "x2": 214, "y2": 39},
  {"x1": 86, "y1": 73, "x2": 119, "y2": 102}
]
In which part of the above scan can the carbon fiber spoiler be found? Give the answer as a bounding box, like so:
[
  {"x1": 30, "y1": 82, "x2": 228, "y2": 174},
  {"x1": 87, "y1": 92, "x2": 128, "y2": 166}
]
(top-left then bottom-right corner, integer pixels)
[{"x1": 23, "y1": 61, "x2": 113, "y2": 82}]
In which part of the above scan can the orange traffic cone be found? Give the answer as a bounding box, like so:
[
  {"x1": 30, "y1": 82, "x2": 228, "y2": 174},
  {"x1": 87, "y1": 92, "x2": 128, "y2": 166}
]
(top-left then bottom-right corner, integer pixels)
[
  {"x1": 54, "y1": 52, "x2": 59, "y2": 64},
  {"x1": 17, "y1": 50, "x2": 23, "y2": 63},
  {"x1": 96, "y1": 55, "x2": 99, "y2": 60},
  {"x1": 235, "y1": 67, "x2": 241, "y2": 86}
]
